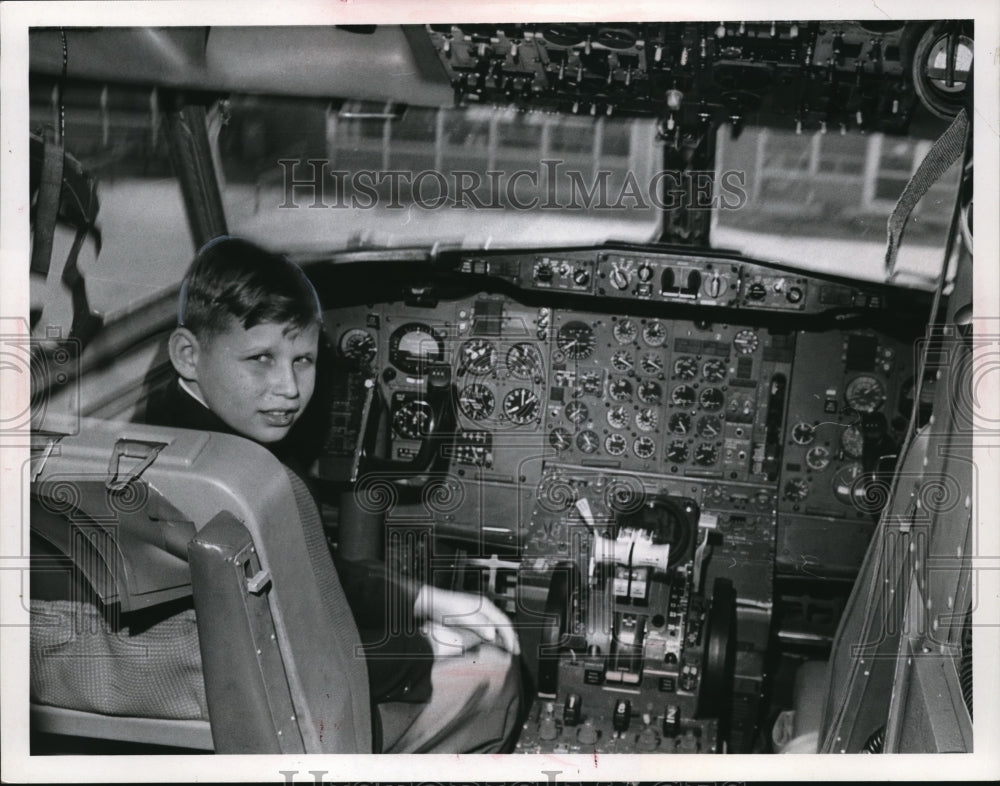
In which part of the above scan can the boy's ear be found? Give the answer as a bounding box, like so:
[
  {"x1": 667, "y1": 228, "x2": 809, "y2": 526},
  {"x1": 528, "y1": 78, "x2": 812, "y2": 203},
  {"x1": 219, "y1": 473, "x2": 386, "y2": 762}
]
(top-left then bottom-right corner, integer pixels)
[{"x1": 168, "y1": 327, "x2": 201, "y2": 381}]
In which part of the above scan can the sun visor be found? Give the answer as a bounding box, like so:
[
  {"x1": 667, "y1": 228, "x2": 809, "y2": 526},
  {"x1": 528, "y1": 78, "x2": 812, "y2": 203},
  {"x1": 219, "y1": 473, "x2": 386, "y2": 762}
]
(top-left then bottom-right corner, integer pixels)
[
  {"x1": 204, "y1": 26, "x2": 452, "y2": 104},
  {"x1": 30, "y1": 26, "x2": 454, "y2": 106},
  {"x1": 30, "y1": 27, "x2": 210, "y2": 88}
]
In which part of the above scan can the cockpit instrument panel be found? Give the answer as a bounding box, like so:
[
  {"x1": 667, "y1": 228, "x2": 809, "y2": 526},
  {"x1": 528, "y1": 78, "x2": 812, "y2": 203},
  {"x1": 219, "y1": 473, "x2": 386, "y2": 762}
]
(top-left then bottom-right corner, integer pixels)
[
  {"x1": 320, "y1": 245, "x2": 922, "y2": 581},
  {"x1": 309, "y1": 243, "x2": 924, "y2": 753}
]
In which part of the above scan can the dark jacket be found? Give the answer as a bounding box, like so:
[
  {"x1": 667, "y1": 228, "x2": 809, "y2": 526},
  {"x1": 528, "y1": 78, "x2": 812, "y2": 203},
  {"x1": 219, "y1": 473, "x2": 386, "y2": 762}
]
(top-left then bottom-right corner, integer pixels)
[{"x1": 145, "y1": 378, "x2": 433, "y2": 704}]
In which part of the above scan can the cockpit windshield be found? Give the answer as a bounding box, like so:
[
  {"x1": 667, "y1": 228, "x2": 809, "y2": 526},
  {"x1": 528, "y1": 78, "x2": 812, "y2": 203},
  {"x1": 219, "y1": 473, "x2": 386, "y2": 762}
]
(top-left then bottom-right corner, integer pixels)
[
  {"x1": 713, "y1": 125, "x2": 961, "y2": 286},
  {"x1": 29, "y1": 83, "x2": 961, "y2": 329},
  {"x1": 215, "y1": 100, "x2": 663, "y2": 252}
]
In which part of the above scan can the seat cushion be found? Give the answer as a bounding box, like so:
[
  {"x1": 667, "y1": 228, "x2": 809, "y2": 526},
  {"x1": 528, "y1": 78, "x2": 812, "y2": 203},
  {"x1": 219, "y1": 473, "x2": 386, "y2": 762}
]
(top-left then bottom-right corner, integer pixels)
[{"x1": 31, "y1": 599, "x2": 208, "y2": 720}]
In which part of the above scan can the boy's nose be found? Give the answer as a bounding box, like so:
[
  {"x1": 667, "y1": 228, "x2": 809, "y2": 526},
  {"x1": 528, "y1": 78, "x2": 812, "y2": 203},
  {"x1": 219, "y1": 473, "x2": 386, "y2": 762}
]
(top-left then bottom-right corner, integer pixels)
[{"x1": 270, "y1": 364, "x2": 300, "y2": 398}]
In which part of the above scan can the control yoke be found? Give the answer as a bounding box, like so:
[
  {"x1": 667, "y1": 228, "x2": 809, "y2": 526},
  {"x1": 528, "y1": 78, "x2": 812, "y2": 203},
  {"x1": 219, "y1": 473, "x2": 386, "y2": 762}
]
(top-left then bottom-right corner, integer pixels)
[{"x1": 359, "y1": 362, "x2": 455, "y2": 477}]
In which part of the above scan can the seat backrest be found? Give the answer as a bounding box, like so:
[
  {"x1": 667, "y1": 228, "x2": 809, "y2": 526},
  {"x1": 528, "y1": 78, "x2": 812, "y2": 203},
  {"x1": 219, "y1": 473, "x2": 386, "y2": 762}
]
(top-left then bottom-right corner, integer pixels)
[
  {"x1": 30, "y1": 416, "x2": 374, "y2": 753},
  {"x1": 188, "y1": 469, "x2": 374, "y2": 753}
]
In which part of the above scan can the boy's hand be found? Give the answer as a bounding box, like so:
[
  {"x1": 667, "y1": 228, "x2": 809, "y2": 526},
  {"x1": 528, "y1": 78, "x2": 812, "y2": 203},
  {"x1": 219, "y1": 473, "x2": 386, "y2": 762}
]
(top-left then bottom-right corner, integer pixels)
[{"x1": 414, "y1": 585, "x2": 520, "y2": 656}]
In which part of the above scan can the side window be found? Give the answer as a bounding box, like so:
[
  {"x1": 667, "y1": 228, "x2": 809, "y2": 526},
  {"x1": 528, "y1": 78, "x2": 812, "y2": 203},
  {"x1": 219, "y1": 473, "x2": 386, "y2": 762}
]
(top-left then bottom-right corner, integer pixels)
[{"x1": 29, "y1": 78, "x2": 195, "y2": 340}]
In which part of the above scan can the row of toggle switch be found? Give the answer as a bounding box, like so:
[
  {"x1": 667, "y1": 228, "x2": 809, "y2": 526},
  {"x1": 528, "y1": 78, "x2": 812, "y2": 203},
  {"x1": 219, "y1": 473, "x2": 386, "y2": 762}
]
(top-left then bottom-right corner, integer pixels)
[{"x1": 519, "y1": 694, "x2": 703, "y2": 753}]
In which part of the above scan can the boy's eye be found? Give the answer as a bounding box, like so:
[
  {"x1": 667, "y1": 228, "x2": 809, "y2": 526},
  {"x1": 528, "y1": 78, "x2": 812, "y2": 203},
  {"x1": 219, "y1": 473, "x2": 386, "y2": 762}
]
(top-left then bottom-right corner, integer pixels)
[
  {"x1": 248, "y1": 353, "x2": 273, "y2": 363},
  {"x1": 294, "y1": 356, "x2": 315, "y2": 367}
]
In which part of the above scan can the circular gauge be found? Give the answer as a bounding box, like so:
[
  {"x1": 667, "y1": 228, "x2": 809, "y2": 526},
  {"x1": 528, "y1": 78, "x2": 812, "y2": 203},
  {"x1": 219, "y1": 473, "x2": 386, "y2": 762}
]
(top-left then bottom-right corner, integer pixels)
[
  {"x1": 702, "y1": 358, "x2": 727, "y2": 382},
  {"x1": 609, "y1": 377, "x2": 633, "y2": 401},
  {"x1": 841, "y1": 423, "x2": 864, "y2": 458},
  {"x1": 549, "y1": 427, "x2": 573, "y2": 452},
  {"x1": 557, "y1": 321, "x2": 596, "y2": 360},
  {"x1": 671, "y1": 384, "x2": 697, "y2": 408},
  {"x1": 637, "y1": 380, "x2": 663, "y2": 405},
  {"x1": 783, "y1": 478, "x2": 810, "y2": 502},
  {"x1": 673, "y1": 356, "x2": 698, "y2": 380},
  {"x1": 338, "y1": 327, "x2": 377, "y2": 364},
  {"x1": 576, "y1": 429, "x2": 600, "y2": 454},
  {"x1": 613, "y1": 318, "x2": 638, "y2": 344},
  {"x1": 733, "y1": 329, "x2": 759, "y2": 355},
  {"x1": 607, "y1": 405, "x2": 630, "y2": 429},
  {"x1": 694, "y1": 443, "x2": 719, "y2": 466},
  {"x1": 457, "y1": 384, "x2": 496, "y2": 420},
  {"x1": 697, "y1": 414, "x2": 722, "y2": 438},
  {"x1": 506, "y1": 343, "x2": 543, "y2": 379},
  {"x1": 832, "y1": 463, "x2": 865, "y2": 506},
  {"x1": 791, "y1": 422, "x2": 815, "y2": 445},
  {"x1": 666, "y1": 440, "x2": 689, "y2": 463},
  {"x1": 699, "y1": 387, "x2": 725, "y2": 411},
  {"x1": 805, "y1": 445, "x2": 832, "y2": 471},
  {"x1": 635, "y1": 407, "x2": 658, "y2": 432},
  {"x1": 845, "y1": 375, "x2": 886, "y2": 413},
  {"x1": 503, "y1": 388, "x2": 540, "y2": 425},
  {"x1": 578, "y1": 371, "x2": 602, "y2": 395},
  {"x1": 642, "y1": 320, "x2": 667, "y2": 347},
  {"x1": 458, "y1": 338, "x2": 497, "y2": 375},
  {"x1": 640, "y1": 352, "x2": 664, "y2": 375},
  {"x1": 388, "y1": 322, "x2": 444, "y2": 375},
  {"x1": 392, "y1": 399, "x2": 434, "y2": 439},
  {"x1": 605, "y1": 433, "x2": 628, "y2": 456},
  {"x1": 564, "y1": 400, "x2": 589, "y2": 426},
  {"x1": 668, "y1": 412, "x2": 692, "y2": 434},
  {"x1": 611, "y1": 350, "x2": 634, "y2": 372},
  {"x1": 633, "y1": 436, "x2": 657, "y2": 459}
]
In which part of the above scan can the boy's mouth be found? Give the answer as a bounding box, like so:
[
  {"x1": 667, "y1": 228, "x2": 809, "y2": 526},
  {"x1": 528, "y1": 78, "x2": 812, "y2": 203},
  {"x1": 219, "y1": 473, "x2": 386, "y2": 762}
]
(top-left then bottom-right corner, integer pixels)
[{"x1": 260, "y1": 409, "x2": 298, "y2": 428}]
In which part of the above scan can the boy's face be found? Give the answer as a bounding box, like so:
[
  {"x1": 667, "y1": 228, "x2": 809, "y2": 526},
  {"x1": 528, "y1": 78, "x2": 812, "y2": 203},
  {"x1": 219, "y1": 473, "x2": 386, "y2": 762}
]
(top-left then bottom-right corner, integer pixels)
[{"x1": 189, "y1": 319, "x2": 320, "y2": 444}]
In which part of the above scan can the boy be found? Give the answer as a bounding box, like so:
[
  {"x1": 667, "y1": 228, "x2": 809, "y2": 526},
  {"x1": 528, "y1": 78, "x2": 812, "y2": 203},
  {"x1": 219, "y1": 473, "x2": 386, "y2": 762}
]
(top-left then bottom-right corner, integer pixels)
[{"x1": 149, "y1": 237, "x2": 520, "y2": 753}]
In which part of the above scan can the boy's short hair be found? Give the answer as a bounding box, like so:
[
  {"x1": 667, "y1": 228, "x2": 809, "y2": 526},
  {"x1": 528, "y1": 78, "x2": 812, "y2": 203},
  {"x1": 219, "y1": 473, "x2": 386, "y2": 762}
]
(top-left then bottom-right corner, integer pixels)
[{"x1": 177, "y1": 236, "x2": 322, "y2": 337}]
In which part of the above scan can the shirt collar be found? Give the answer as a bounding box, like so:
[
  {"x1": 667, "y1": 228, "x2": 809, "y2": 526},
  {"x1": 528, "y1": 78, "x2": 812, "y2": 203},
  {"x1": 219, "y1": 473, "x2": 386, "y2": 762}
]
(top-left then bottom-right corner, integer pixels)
[{"x1": 178, "y1": 378, "x2": 209, "y2": 408}]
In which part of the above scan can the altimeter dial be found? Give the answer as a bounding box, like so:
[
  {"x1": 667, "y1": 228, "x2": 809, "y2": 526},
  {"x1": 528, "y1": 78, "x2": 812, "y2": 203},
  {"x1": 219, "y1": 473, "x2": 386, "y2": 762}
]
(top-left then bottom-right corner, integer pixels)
[
  {"x1": 564, "y1": 400, "x2": 589, "y2": 425},
  {"x1": 635, "y1": 407, "x2": 658, "y2": 432},
  {"x1": 613, "y1": 318, "x2": 638, "y2": 344},
  {"x1": 845, "y1": 375, "x2": 886, "y2": 413},
  {"x1": 557, "y1": 321, "x2": 596, "y2": 360},
  {"x1": 392, "y1": 399, "x2": 434, "y2": 439},
  {"x1": 506, "y1": 343, "x2": 543, "y2": 379},
  {"x1": 607, "y1": 405, "x2": 630, "y2": 429},
  {"x1": 503, "y1": 388, "x2": 540, "y2": 424},
  {"x1": 458, "y1": 338, "x2": 497, "y2": 375},
  {"x1": 457, "y1": 384, "x2": 495, "y2": 420},
  {"x1": 605, "y1": 433, "x2": 628, "y2": 456},
  {"x1": 642, "y1": 320, "x2": 667, "y2": 347},
  {"x1": 633, "y1": 436, "x2": 656, "y2": 459},
  {"x1": 637, "y1": 380, "x2": 662, "y2": 405}
]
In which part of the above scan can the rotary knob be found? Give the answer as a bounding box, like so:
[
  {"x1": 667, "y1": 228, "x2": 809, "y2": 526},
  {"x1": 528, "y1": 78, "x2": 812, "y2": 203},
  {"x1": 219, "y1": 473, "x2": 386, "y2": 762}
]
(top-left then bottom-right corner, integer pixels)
[
  {"x1": 636, "y1": 723, "x2": 660, "y2": 751},
  {"x1": 576, "y1": 719, "x2": 599, "y2": 745},
  {"x1": 610, "y1": 267, "x2": 630, "y2": 290},
  {"x1": 538, "y1": 710, "x2": 560, "y2": 741},
  {"x1": 707, "y1": 274, "x2": 724, "y2": 298}
]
